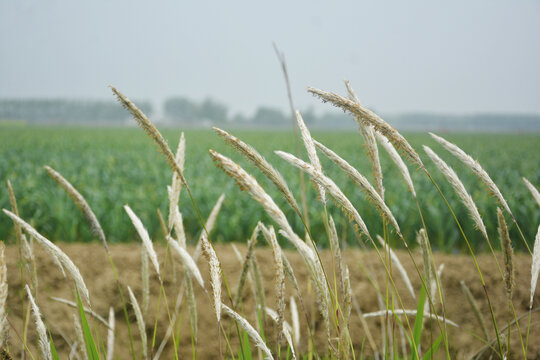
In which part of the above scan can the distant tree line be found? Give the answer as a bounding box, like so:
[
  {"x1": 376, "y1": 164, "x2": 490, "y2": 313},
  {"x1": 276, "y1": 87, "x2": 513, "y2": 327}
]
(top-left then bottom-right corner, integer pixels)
[
  {"x1": 1, "y1": 97, "x2": 539, "y2": 131},
  {"x1": 0, "y1": 99, "x2": 153, "y2": 124}
]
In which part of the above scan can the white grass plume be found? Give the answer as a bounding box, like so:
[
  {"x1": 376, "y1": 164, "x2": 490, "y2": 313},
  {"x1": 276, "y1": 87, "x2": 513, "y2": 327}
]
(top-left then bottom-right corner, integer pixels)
[
  {"x1": 315, "y1": 140, "x2": 402, "y2": 238},
  {"x1": 345, "y1": 80, "x2": 384, "y2": 198},
  {"x1": 106, "y1": 307, "x2": 115, "y2": 360},
  {"x1": 275, "y1": 150, "x2": 371, "y2": 240},
  {"x1": 423, "y1": 146, "x2": 489, "y2": 241},
  {"x1": 523, "y1": 177, "x2": 540, "y2": 207},
  {"x1": 308, "y1": 87, "x2": 424, "y2": 168},
  {"x1": 4, "y1": 210, "x2": 90, "y2": 305},
  {"x1": 193, "y1": 193, "x2": 226, "y2": 261},
  {"x1": 290, "y1": 296, "x2": 300, "y2": 347},
  {"x1": 209, "y1": 150, "x2": 314, "y2": 262},
  {"x1": 530, "y1": 225, "x2": 540, "y2": 309},
  {"x1": 201, "y1": 232, "x2": 222, "y2": 322},
  {"x1": 375, "y1": 132, "x2": 416, "y2": 198},
  {"x1": 376, "y1": 235, "x2": 415, "y2": 299},
  {"x1": 26, "y1": 285, "x2": 52, "y2": 360},
  {"x1": 264, "y1": 307, "x2": 296, "y2": 359},
  {"x1": 73, "y1": 313, "x2": 88, "y2": 360},
  {"x1": 296, "y1": 111, "x2": 326, "y2": 205},
  {"x1": 168, "y1": 132, "x2": 186, "y2": 230},
  {"x1": 497, "y1": 208, "x2": 514, "y2": 300},
  {"x1": 127, "y1": 286, "x2": 147, "y2": 360},
  {"x1": 124, "y1": 205, "x2": 161, "y2": 281},
  {"x1": 167, "y1": 235, "x2": 205, "y2": 288},
  {"x1": 44, "y1": 166, "x2": 108, "y2": 251},
  {"x1": 141, "y1": 246, "x2": 150, "y2": 314},
  {"x1": 429, "y1": 132, "x2": 512, "y2": 215},
  {"x1": 213, "y1": 127, "x2": 301, "y2": 215},
  {"x1": 222, "y1": 304, "x2": 274, "y2": 360},
  {"x1": 363, "y1": 309, "x2": 458, "y2": 328}
]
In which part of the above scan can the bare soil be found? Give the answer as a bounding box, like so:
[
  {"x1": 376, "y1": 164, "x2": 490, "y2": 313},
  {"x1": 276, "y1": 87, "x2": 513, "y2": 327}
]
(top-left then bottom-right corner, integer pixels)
[{"x1": 4, "y1": 243, "x2": 540, "y2": 359}]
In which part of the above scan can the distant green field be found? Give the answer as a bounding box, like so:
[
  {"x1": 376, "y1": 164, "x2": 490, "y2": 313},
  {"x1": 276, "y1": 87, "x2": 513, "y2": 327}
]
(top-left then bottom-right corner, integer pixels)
[{"x1": 0, "y1": 125, "x2": 538, "y2": 252}]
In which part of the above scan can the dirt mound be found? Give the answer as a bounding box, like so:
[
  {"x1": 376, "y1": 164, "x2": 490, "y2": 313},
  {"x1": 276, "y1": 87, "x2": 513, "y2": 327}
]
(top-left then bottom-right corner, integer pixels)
[{"x1": 4, "y1": 243, "x2": 540, "y2": 359}]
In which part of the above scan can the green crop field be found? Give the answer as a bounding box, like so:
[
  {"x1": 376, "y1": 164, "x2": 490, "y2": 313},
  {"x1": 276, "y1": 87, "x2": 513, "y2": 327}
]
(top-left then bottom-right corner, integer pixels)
[{"x1": 0, "y1": 124, "x2": 538, "y2": 252}]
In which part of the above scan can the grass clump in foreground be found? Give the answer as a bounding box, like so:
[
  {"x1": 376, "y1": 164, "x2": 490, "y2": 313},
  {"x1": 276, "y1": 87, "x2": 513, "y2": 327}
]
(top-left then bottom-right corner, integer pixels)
[{"x1": 0, "y1": 82, "x2": 539, "y2": 359}]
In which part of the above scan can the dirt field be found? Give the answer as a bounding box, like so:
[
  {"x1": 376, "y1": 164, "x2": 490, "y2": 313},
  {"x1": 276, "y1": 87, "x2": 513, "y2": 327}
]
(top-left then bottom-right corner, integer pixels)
[{"x1": 4, "y1": 243, "x2": 540, "y2": 359}]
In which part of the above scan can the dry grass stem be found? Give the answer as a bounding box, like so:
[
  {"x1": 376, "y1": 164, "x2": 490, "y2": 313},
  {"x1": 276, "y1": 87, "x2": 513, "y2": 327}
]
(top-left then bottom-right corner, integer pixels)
[
  {"x1": 4, "y1": 210, "x2": 90, "y2": 305},
  {"x1": 275, "y1": 150, "x2": 371, "y2": 240},
  {"x1": 201, "y1": 232, "x2": 222, "y2": 322},
  {"x1": 192, "y1": 194, "x2": 226, "y2": 261},
  {"x1": 167, "y1": 235, "x2": 205, "y2": 288},
  {"x1": 375, "y1": 132, "x2": 416, "y2": 198},
  {"x1": 141, "y1": 246, "x2": 150, "y2": 314},
  {"x1": 124, "y1": 205, "x2": 161, "y2": 281},
  {"x1": 233, "y1": 225, "x2": 259, "y2": 307},
  {"x1": 429, "y1": 132, "x2": 512, "y2": 215},
  {"x1": 523, "y1": 177, "x2": 540, "y2": 207},
  {"x1": 376, "y1": 235, "x2": 415, "y2": 299},
  {"x1": 290, "y1": 296, "x2": 300, "y2": 347},
  {"x1": 127, "y1": 286, "x2": 147, "y2": 360},
  {"x1": 265, "y1": 307, "x2": 296, "y2": 359},
  {"x1": 168, "y1": 132, "x2": 186, "y2": 230},
  {"x1": 26, "y1": 285, "x2": 52, "y2": 360},
  {"x1": 111, "y1": 86, "x2": 186, "y2": 185},
  {"x1": 106, "y1": 307, "x2": 115, "y2": 360},
  {"x1": 213, "y1": 127, "x2": 301, "y2": 215},
  {"x1": 530, "y1": 225, "x2": 540, "y2": 309},
  {"x1": 328, "y1": 216, "x2": 345, "y2": 297},
  {"x1": 0, "y1": 243, "x2": 7, "y2": 348},
  {"x1": 315, "y1": 140, "x2": 402, "y2": 237},
  {"x1": 50, "y1": 297, "x2": 109, "y2": 327},
  {"x1": 296, "y1": 111, "x2": 326, "y2": 205},
  {"x1": 497, "y1": 208, "x2": 514, "y2": 300},
  {"x1": 308, "y1": 87, "x2": 424, "y2": 168},
  {"x1": 423, "y1": 146, "x2": 489, "y2": 241},
  {"x1": 209, "y1": 150, "x2": 315, "y2": 262},
  {"x1": 44, "y1": 166, "x2": 108, "y2": 251},
  {"x1": 222, "y1": 304, "x2": 274, "y2": 360},
  {"x1": 363, "y1": 309, "x2": 458, "y2": 327},
  {"x1": 344, "y1": 80, "x2": 384, "y2": 198},
  {"x1": 185, "y1": 276, "x2": 198, "y2": 340},
  {"x1": 460, "y1": 280, "x2": 489, "y2": 340}
]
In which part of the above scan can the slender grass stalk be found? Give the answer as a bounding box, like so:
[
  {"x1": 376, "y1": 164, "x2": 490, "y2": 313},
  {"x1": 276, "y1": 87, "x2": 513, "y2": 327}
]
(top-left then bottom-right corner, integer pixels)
[
  {"x1": 106, "y1": 307, "x2": 115, "y2": 360},
  {"x1": 523, "y1": 177, "x2": 540, "y2": 207},
  {"x1": 127, "y1": 286, "x2": 147, "y2": 360},
  {"x1": 25, "y1": 285, "x2": 52, "y2": 360}
]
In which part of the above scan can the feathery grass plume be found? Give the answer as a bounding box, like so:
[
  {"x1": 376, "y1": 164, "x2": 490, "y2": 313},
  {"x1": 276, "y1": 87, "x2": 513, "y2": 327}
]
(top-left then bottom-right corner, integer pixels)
[
  {"x1": 192, "y1": 193, "x2": 226, "y2": 261},
  {"x1": 25, "y1": 285, "x2": 52, "y2": 360},
  {"x1": 0, "y1": 243, "x2": 7, "y2": 348},
  {"x1": 343, "y1": 265, "x2": 352, "y2": 324},
  {"x1": 264, "y1": 307, "x2": 296, "y2": 359},
  {"x1": 44, "y1": 166, "x2": 108, "y2": 252},
  {"x1": 50, "y1": 297, "x2": 109, "y2": 327},
  {"x1": 429, "y1": 132, "x2": 511, "y2": 215},
  {"x1": 111, "y1": 86, "x2": 185, "y2": 184},
  {"x1": 105, "y1": 307, "x2": 115, "y2": 360},
  {"x1": 417, "y1": 228, "x2": 435, "y2": 316},
  {"x1": 363, "y1": 309, "x2": 458, "y2": 327},
  {"x1": 73, "y1": 313, "x2": 88, "y2": 360},
  {"x1": 328, "y1": 216, "x2": 345, "y2": 297},
  {"x1": 375, "y1": 132, "x2": 416, "y2": 198},
  {"x1": 201, "y1": 232, "x2": 222, "y2": 322},
  {"x1": 423, "y1": 146, "x2": 489, "y2": 241},
  {"x1": 296, "y1": 111, "x2": 326, "y2": 205},
  {"x1": 213, "y1": 127, "x2": 301, "y2": 215},
  {"x1": 308, "y1": 87, "x2": 424, "y2": 168},
  {"x1": 314, "y1": 140, "x2": 402, "y2": 237},
  {"x1": 234, "y1": 225, "x2": 260, "y2": 307},
  {"x1": 168, "y1": 132, "x2": 186, "y2": 230},
  {"x1": 7, "y1": 180, "x2": 25, "y2": 245},
  {"x1": 275, "y1": 150, "x2": 371, "y2": 240},
  {"x1": 3, "y1": 210, "x2": 90, "y2": 305},
  {"x1": 124, "y1": 205, "x2": 161, "y2": 281},
  {"x1": 222, "y1": 304, "x2": 274, "y2": 360},
  {"x1": 523, "y1": 177, "x2": 540, "y2": 207},
  {"x1": 141, "y1": 247, "x2": 150, "y2": 314},
  {"x1": 460, "y1": 280, "x2": 489, "y2": 340},
  {"x1": 290, "y1": 296, "x2": 300, "y2": 347},
  {"x1": 127, "y1": 286, "x2": 147, "y2": 360},
  {"x1": 344, "y1": 80, "x2": 384, "y2": 199},
  {"x1": 497, "y1": 208, "x2": 514, "y2": 300},
  {"x1": 260, "y1": 225, "x2": 285, "y2": 344},
  {"x1": 166, "y1": 235, "x2": 205, "y2": 288},
  {"x1": 251, "y1": 252, "x2": 267, "y2": 328},
  {"x1": 209, "y1": 150, "x2": 315, "y2": 262},
  {"x1": 376, "y1": 235, "x2": 415, "y2": 299},
  {"x1": 167, "y1": 188, "x2": 186, "y2": 247},
  {"x1": 530, "y1": 225, "x2": 540, "y2": 309}
]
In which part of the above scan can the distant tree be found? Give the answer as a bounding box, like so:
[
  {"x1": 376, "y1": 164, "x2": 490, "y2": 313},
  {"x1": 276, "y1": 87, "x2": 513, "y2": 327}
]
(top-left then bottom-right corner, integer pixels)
[
  {"x1": 199, "y1": 98, "x2": 228, "y2": 123},
  {"x1": 251, "y1": 106, "x2": 287, "y2": 125},
  {"x1": 164, "y1": 97, "x2": 198, "y2": 121}
]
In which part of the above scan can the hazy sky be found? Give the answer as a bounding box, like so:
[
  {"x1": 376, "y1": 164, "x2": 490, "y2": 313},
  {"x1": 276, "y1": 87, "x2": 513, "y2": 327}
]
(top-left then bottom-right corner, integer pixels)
[{"x1": 1, "y1": 1, "x2": 539, "y2": 116}]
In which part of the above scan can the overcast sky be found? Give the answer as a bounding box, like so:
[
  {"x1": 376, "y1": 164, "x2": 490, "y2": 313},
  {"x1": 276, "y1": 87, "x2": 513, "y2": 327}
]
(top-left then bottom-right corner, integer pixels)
[{"x1": 1, "y1": 1, "x2": 539, "y2": 116}]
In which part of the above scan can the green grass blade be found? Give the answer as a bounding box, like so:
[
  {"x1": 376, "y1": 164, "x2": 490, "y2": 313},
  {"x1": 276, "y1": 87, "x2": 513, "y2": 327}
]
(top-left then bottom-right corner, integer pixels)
[{"x1": 77, "y1": 293, "x2": 101, "y2": 360}]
